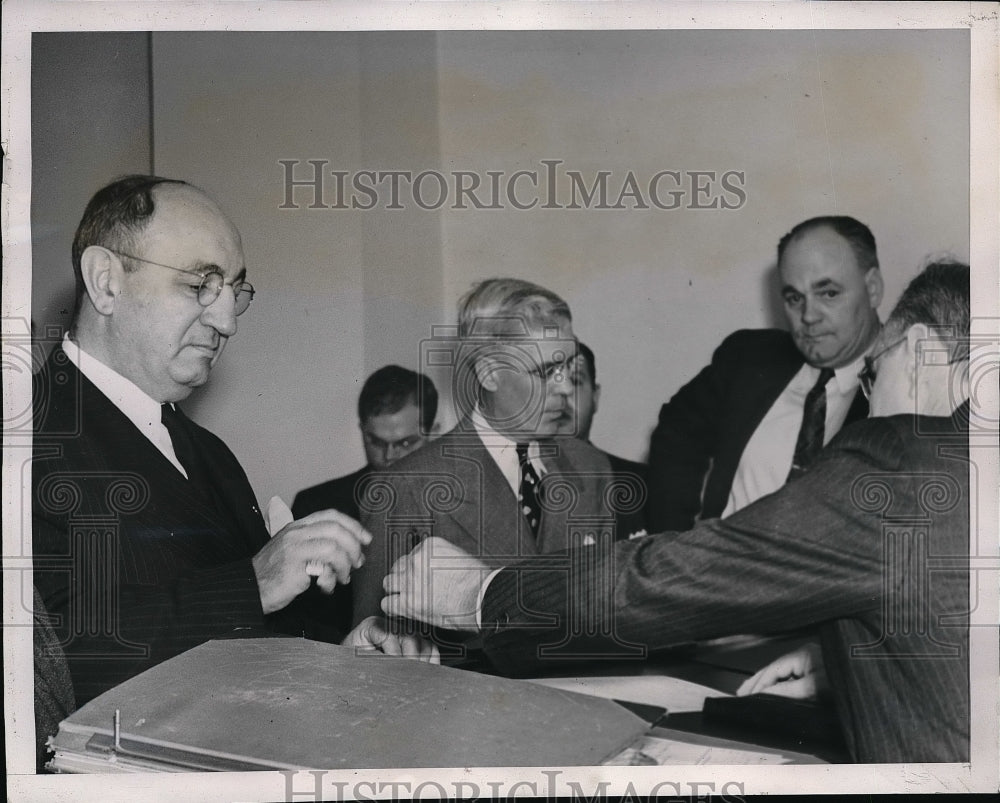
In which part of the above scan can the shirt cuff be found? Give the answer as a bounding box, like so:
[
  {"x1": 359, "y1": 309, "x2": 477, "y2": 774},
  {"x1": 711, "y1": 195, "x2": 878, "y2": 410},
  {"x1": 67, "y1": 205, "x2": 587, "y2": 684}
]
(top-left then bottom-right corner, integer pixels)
[{"x1": 476, "y1": 567, "x2": 505, "y2": 629}]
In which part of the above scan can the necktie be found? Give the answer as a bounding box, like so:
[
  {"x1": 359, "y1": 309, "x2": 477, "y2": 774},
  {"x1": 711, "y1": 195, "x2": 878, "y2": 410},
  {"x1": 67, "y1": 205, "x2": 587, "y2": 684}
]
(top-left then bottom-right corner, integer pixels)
[
  {"x1": 516, "y1": 442, "x2": 543, "y2": 539},
  {"x1": 787, "y1": 368, "x2": 835, "y2": 482},
  {"x1": 161, "y1": 403, "x2": 212, "y2": 494}
]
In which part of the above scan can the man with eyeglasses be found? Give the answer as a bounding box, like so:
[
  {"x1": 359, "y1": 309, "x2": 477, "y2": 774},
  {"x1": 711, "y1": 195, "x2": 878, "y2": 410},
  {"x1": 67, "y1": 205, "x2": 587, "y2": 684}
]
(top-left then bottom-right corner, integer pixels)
[
  {"x1": 31, "y1": 176, "x2": 437, "y2": 723},
  {"x1": 647, "y1": 216, "x2": 882, "y2": 533},
  {"x1": 382, "y1": 261, "x2": 972, "y2": 763},
  {"x1": 350, "y1": 278, "x2": 643, "y2": 639}
]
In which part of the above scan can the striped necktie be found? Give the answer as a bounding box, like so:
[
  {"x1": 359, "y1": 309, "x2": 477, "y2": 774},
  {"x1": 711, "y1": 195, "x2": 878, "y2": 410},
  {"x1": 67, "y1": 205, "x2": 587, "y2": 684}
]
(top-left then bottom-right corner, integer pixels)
[
  {"x1": 787, "y1": 368, "x2": 835, "y2": 481},
  {"x1": 516, "y1": 442, "x2": 543, "y2": 539}
]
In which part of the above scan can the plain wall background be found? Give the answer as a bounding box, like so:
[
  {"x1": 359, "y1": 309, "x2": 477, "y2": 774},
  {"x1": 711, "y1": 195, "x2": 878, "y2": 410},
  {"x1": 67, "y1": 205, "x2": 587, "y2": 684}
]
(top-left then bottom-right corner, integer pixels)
[{"x1": 31, "y1": 29, "x2": 970, "y2": 505}]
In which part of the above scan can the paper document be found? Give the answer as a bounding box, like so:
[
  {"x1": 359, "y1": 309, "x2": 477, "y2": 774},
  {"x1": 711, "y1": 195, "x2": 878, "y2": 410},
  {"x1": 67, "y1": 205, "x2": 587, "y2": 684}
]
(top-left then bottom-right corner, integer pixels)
[
  {"x1": 527, "y1": 674, "x2": 730, "y2": 713},
  {"x1": 606, "y1": 734, "x2": 794, "y2": 766}
]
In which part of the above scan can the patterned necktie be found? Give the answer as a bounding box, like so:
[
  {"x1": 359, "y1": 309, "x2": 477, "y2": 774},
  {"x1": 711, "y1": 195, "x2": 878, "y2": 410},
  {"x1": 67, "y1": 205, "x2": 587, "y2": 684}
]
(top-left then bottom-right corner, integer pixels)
[
  {"x1": 516, "y1": 442, "x2": 543, "y2": 539},
  {"x1": 787, "y1": 368, "x2": 835, "y2": 482},
  {"x1": 161, "y1": 403, "x2": 212, "y2": 495}
]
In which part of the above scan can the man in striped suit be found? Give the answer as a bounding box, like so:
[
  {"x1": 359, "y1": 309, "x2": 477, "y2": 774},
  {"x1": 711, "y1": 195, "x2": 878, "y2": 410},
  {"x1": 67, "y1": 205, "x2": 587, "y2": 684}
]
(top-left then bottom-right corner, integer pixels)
[
  {"x1": 32, "y1": 176, "x2": 436, "y2": 722},
  {"x1": 383, "y1": 261, "x2": 972, "y2": 763}
]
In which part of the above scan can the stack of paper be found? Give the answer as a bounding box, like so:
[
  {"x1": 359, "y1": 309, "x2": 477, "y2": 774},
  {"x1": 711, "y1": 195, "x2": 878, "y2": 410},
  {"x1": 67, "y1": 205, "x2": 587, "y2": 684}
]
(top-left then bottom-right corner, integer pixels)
[{"x1": 47, "y1": 638, "x2": 648, "y2": 772}]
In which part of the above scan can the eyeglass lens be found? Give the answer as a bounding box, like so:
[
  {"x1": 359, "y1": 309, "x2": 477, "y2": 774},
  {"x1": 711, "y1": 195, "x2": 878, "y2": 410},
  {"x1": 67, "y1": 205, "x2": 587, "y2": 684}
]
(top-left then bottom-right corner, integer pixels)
[{"x1": 199, "y1": 271, "x2": 254, "y2": 315}]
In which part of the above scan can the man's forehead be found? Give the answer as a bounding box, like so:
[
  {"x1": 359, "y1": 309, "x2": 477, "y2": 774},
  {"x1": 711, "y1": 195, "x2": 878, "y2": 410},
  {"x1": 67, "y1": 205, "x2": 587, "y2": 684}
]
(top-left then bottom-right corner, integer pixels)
[
  {"x1": 142, "y1": 185, "x2": 245, "y2": 269},
  {"x1": 363, "y1": 404, "x2": 421, "y2": 436}
]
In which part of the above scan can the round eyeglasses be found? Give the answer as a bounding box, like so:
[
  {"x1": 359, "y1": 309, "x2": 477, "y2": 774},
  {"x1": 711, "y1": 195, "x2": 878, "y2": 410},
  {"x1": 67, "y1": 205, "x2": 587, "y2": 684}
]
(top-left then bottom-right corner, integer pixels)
[{"x1": 107, "y1": 249, "x2": 255, "y2": 315}]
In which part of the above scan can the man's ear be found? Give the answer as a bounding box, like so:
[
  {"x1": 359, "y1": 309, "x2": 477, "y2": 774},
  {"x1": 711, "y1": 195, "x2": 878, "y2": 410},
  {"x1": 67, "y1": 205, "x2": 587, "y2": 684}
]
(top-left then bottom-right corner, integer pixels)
[
  {"x1": 905, "y1": 322, "x2": 930, "y2": 400},
  {"x1": 473, "y1": 355, "x2": 500, "y2": 393},
  {"x1": 865, "y1": 267, "x2": 885, "y2": 310},
  {"x1": 79, "y1": 245, "x2": 122, "y2": 316},
  {"x1": 592, "y1": 382, "x2": 602, "y2": 415}
]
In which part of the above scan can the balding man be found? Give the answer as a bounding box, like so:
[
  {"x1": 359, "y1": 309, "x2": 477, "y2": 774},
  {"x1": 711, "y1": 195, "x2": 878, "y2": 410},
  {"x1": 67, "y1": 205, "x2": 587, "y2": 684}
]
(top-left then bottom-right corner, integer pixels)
[
  {"x1": 647, "y1": 216, "x2": 882, "y2": 531},
  {"x1": 32, "y1": 176, "x2": 436, "y2": 722}
]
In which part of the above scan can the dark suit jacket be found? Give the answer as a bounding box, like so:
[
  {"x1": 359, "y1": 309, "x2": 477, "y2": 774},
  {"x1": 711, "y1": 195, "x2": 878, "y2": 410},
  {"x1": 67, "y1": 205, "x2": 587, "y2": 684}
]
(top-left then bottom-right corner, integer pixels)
[
  {"x1": 31, "y1": 347, "x2": 342, "y2": 705},
  {"x1": 352, "y1": 421, "x2": 645, "y2": 626},
  {"x1": 482, "y1": 407, "x2": 970, "y2": 763},
  {"x1": 602, "y1": 450, "x2": 648, "y2": 536},
  {"x1": 647, "y1": 328, "x2": 869, "y2": 532},
  {"x1": 293, "y1": 465, "x2": 373, "y2": 523},
  {"x1": 291, "y1": 466, "x2": 374, "y2": 634}
]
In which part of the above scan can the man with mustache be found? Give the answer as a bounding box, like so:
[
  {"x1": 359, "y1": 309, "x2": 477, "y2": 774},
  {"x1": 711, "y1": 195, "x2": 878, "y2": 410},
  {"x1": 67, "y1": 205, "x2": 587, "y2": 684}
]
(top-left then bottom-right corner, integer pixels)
[{"x1": 647, "y1": 216, "x2": 882, "y2": 532}]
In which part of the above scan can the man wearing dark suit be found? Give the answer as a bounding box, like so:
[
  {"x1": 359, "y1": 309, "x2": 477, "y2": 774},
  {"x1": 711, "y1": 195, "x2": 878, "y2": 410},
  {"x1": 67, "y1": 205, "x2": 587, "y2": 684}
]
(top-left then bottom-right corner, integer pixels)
[
  {"x1": 352, "y1": 279, "x2": 645, "y2": 628},
  {"x1": 384, "y1": 262, "x2": 972, "y2": 763},
  {"x1": 292, "y1": 365, "x2": 439, "y2": 631},
  {"x1": 32, "y1": 176, "x2": 436, "y2": 716},
  {"x1": 647, "y1": 216, "x2": 882, "y2": 532},
  {"x1": 570, "y1": 341, "x2": 648, "y2": 538},
  {"x1": 293, "y1": 365, "x2": 439, "y2": 522}
]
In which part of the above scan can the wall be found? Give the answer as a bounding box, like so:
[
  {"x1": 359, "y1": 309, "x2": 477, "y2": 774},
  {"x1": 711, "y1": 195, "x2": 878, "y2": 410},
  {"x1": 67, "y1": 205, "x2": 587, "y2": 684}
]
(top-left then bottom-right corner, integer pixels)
[
  {"x1": 31, "y1": 32, "x2": 151, "y2": 342},
  {"x1": 30, "y1": 29, "x2": 969, "y2": 503},
  {"x1": 434, "y1": 29, "x2": 970, "y2": 460},
  {"x1": 151, "y1": 32, "x2": 445, "y2": 503}
]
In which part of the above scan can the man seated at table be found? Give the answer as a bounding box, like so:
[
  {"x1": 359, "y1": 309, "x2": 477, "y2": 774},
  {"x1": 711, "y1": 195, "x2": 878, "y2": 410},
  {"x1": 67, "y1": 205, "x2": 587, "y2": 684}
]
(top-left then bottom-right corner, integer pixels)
[
  {"x1": 352, "y1": 278, "x2": 647, "y2": 634},
  {"x1": 32, "y1": 176, "x2": 438, "y2": 717},
  {"x1": 382, "y1": 260, "x2": 972, "y2": 763}
]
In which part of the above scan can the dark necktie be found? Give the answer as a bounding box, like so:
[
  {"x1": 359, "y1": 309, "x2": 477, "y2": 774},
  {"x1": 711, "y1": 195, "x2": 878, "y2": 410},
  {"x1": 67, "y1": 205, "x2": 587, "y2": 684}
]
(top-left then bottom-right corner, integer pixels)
[
  {"x1": 787, "y1": 368, "x2": 835, "y2": 482},
  {"x1": 516, "y1": 442, "x2": 543, "y2": 539},
  {"x1": 161, "y1": 403, "x2": 212, "y2": 495}
]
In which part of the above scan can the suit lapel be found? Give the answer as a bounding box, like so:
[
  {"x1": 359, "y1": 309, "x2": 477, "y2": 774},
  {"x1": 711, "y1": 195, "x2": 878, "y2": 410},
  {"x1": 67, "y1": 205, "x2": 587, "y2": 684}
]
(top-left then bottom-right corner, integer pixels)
[
  {"x1": 70, "y1": 357, "x2": 253, "y2": 547},
  {"x1": 440, "y1": 423, "x2": 539, "y2": 558}
]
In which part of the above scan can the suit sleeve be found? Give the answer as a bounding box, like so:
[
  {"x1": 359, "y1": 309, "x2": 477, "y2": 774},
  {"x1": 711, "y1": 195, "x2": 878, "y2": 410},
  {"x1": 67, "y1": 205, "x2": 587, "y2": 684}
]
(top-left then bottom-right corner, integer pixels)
[
  {"x1": 483, "y1": 420, "x2": 900, "y2": 675},
  {"x1": 646, "y1": 336, "x2": 734, "y2": 532}
]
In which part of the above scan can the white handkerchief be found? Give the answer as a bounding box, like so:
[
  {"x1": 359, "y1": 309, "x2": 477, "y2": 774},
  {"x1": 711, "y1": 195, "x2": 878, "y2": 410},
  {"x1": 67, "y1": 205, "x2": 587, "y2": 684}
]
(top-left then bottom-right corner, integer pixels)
[{"x1": 264, "y1": 495, "x2": 294, "y2": 536}]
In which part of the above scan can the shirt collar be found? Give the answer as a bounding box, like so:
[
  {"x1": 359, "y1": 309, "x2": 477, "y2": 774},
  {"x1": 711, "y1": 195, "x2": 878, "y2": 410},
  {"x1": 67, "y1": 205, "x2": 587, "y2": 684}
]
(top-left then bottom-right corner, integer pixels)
[
  {"x1": 829, "y1": 349, "x2": 871, "y2": 394},
  {"x1": 62, "y1": 335, "x2": 165, "y2": 437}
]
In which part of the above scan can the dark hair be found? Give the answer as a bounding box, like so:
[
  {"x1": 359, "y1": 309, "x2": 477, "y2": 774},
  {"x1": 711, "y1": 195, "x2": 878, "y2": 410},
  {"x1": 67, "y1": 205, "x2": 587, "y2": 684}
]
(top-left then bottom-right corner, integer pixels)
[
  {"x1": 777, "y1": 216, "x2": 879, "y2": 272},
  {"x1": 577, "y1": 341, "x2": 597, "y2": 387},
  {"x1": 71, "y1": 175, "x2": 189, "y2": 318},
  {"x1": 885, "y1": 259, "x2": 970, "y2": 361},
  {"x1": 358, "y1": 365, "x2": 438, "y2": 432}
]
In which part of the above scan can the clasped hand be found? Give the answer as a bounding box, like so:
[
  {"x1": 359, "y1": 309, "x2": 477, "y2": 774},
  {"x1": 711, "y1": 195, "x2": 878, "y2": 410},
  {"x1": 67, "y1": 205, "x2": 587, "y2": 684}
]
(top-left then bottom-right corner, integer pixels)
[
  {"x1": 736, "y1": 642, "x2": 827, "y2": 699},
  {"x1": 252, "y1": 509, "x2": 371, "y2": 615},
  {"x1": 342, "y1": 616, "x2": 440, "y2": 663}
]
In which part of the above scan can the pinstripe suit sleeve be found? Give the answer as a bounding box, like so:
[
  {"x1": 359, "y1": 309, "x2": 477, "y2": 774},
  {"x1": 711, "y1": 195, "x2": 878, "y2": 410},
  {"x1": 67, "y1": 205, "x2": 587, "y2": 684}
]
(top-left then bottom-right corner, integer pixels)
[{"x1": 483, "y1": 417, "x2": 903, "y2": 667}]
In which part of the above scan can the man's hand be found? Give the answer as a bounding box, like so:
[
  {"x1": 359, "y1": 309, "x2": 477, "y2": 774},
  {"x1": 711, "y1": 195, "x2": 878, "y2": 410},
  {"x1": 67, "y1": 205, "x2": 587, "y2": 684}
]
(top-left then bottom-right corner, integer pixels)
[
  {"x1": 736, "y1": 642, "x2": 826, "y2": 699},
  {"x1": 341, "y1": 616, "x2": 441, "y2": 663},
  {"x1": 252, "y1": 509, "x2": 372, "y2": 614},
  {"x1": 380, "y1": 537, "x2": 489, "y2": 632}
]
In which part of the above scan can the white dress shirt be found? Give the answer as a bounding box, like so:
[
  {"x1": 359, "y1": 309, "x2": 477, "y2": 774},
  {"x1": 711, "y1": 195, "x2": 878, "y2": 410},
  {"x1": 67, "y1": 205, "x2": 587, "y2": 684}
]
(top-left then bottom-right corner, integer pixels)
[
  {"x1": 469, "y1": 407, "x2": 548, "y2": 494},
  {"x1": 721, "y1": 353, "x2": 867, "y2": 518},
  {"x1": 62, "y1": 335, "x2": 187, "y2": 477}
]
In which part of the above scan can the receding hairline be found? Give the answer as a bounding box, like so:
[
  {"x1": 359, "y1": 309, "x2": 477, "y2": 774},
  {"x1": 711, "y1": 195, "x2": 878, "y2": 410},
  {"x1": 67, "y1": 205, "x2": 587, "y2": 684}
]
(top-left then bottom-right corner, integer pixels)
[
  {"x1": 143, "y1": 182, "x2": 243, "y2": 246},
  {"x1": 778, "y1": 224, "x2": 878, "y2": 275}
]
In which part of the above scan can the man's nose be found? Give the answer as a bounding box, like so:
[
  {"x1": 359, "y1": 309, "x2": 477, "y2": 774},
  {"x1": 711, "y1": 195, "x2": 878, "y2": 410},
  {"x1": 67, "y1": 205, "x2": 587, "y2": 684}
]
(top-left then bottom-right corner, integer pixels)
[
  {"x1": 201, "y1": 286, "x2": 239, "y2": 337},
  {"x1": 548, "y1": 369, "x2": 572, "y2": 396},
  {"x1": 800, "y1": 295, "x2": 823, "y2": 325}
]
